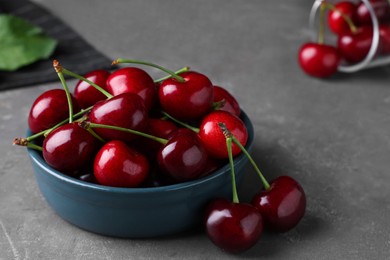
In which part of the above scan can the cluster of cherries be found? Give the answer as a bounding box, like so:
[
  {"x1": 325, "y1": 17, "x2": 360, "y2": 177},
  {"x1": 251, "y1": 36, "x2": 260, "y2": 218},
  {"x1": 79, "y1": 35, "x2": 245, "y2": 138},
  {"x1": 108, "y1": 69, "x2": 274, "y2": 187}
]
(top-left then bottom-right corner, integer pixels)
[
  {"x1": 298, "y1": 0, "x2": 390, "y2": 78},
  {"x1": 14, "y1": 59, "x2": 306, "y2": 254}
]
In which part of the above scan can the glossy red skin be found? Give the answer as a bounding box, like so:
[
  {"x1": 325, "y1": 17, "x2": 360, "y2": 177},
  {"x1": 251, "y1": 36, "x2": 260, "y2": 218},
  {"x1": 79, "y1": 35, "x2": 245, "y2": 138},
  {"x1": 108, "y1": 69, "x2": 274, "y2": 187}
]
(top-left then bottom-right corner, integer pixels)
[
  {"x1": 379, "y1": 24, "x2": 390, "y2": 54},
  {"x1": 89, "y1": 92, "x2": 148, "y2": 142},
  {"x1": 132, "y1": 118, "x2": 178, "y2": 161},
  {"x1": 106, "y1": 67, "x2": 156, "y2": 111},
  {"x1": 298, "y1": 43, "x2": 341, "y2": 78},
  {"x1": 157, "y1": 128, "x2": 208, "y2": 182},
  {"x1": 337, "y1": 26, "x2": 373, "y2": 63},
  {"x1": 327, "y1": 1, "x2": 357, "y2": 35},
  {"x1": 205, "y1": 198, "x2": 263, "y2": 254},
  {"x1": 213, "y1": 86, "x2": 241, "y2": 117},
  {"x1": 94, "y1": 140, "x2": 149, "y2": 187},
  {"x1": 159, "y1": 71, "x2": 214, "y2": 120},
  {"x1": 74, "y1": 69, "x2": 110, "y2": 109},
  {"x1": 198, "y1": 111, "x2": 248, "y2": 159},
  {"x1": 42, "y1": 123, "x2": 99, "y2": 174},
  {"x1": 28, "y1": 89, "x2": 80, "y2": 134},
  {"x1": 356, "y1": 0, "x2": 390, "y2": 26},
  {"x1": 252, "y1": 176, "x2": 306, "y2": 232}
]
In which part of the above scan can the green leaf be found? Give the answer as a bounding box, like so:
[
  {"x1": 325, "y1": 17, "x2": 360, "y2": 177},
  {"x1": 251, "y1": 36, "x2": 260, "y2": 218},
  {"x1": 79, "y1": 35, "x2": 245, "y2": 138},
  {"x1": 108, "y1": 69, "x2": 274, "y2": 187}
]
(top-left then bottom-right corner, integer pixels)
[{"x1": 0, "y1": 14, "x2": 58, "y2": 71}]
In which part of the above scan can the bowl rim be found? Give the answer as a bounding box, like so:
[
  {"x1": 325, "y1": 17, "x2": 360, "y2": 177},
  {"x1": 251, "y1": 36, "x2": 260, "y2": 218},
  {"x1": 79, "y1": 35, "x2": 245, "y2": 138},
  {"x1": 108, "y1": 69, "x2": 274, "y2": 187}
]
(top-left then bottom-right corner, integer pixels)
[{"x1": 27, "y1": 110, "x2": 254, "y2": 194}]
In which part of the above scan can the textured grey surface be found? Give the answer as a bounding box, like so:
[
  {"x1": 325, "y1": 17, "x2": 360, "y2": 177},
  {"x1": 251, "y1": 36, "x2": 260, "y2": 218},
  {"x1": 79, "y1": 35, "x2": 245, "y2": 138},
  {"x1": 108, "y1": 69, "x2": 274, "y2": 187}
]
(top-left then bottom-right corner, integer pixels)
[{"x1": 1, "y1": 0, "x2": 390, "y2": 259}]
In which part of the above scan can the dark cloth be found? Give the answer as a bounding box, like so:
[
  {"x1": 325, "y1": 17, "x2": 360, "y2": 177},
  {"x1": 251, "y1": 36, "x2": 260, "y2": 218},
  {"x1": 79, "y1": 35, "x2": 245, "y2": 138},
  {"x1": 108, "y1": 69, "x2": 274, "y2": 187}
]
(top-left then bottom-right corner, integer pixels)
[{"x1": 0, "y1": 0, "x2": 113, "y2": 90}]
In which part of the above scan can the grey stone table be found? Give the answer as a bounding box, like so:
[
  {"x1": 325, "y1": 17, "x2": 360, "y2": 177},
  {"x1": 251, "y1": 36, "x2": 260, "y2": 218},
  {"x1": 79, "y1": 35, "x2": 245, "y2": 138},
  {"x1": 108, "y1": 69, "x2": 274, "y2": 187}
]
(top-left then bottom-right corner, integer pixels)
[{"x1": 1, "y1": 0, "x2": 390, "y2": 259}]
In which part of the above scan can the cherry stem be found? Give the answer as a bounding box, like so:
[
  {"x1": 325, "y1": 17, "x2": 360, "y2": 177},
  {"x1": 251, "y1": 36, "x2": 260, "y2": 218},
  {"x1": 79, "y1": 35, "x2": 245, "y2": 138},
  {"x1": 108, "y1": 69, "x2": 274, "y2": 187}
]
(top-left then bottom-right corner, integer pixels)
[
  {"x1": 23, "y1": 107, "x2": 92, "y2": 142},
  {"x1": 212, "y1": 99, "x2": 226, "y2": 111},
  {"x1": 154, "y1": 67, "x2": 190, "y2": 83},
  {"x1": 53, "y1": 60, "x2": 74, "y2": 123},
  {"x1": 85, "y1": 127, "x2": 106, "y2": 143},
  {"x1": 13, "y1": 138, "x2": 43, "y2": 152},
  {"x1": 60, "y1": 68, "x2": 113, "y2": 99},
  {"x1": 81, "y1": 122, "x2": 168, "y2": 145},
  {"x1": 160, "y1": 111, "x2": 200, "y2": 133},
  {"x1": 318, "y1": 1, "x2": 326, "y2": 44},
  {"x1": 321, "y1": 1, "x2": 357, "y2": 33},
  {"x1": 219, "y1": 122, "x2": 270, "y2": 190},
  {"x1": 226, "y1": 136, "x2": 240, "y2": 203},
  {"x1": 112, "y1": 58, "x2": 186, "y2": 83}
]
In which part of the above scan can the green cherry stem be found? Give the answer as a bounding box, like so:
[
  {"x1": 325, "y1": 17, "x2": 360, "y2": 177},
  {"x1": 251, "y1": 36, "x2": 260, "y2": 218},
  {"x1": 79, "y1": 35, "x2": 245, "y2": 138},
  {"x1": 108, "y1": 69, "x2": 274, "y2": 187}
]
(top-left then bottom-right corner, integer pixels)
[
  {"x1": 160, "y1": 111, "x2": 200, "y2": 133},
  {"x1": 219, "y1": 122, "x2": 270, "y2": 190},
  {"x1": 226, "y1": 135, "x2": 240, "y2": 203},
  {"x1": 42, "y1": 107, "x2": 93, "y2": 138},
  {"x1": 60, "y1": 67, "x2": 113, "y2": 99},
  {"x1": 112, "y1": 58, "x2": 186, "y2": 83},
  {"x1": 53, "y1": 60, "x2": 74, "y2": 123},
  {"x1": 318, "y1": 1, "x2": 326, "y2": 44},
  {"x1": 81, "y1": 122, "x2": 168, "y2": 145},
  {"x1": 154, "y1": 67, "x2": 190, "y2": 83}
]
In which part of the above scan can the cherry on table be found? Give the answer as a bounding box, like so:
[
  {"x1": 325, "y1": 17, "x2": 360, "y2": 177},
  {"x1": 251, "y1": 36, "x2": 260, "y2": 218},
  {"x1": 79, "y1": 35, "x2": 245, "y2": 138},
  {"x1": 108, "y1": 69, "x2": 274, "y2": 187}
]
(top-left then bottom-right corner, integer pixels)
[
  {"x1": 73, "y1": 69, "x2": 110, "y2": 109},
  {"x1": 28, "y1": 89, "x2": 80, "y2": 134},
  {"x1": 252, "y1": 175, "x2": 306, "y2": 232},
  {"x1": 106, "y1": 67, "x2": 156, "y2": 111},
  {"x1": 159, "y1": 71, "x2": 214, "y2": 120},
  {"x1": 42, "y1": 122, "x2": 99, "y2": 174},
  {"x1": 94, "y1": 140, "x2": 149, "y2": 187},
  {"x1": 298, "y1": 42, "x2": 341, "y2": 78},
  {"x1": 205, "y1": 199, "x2": 263, "y2": 254}
]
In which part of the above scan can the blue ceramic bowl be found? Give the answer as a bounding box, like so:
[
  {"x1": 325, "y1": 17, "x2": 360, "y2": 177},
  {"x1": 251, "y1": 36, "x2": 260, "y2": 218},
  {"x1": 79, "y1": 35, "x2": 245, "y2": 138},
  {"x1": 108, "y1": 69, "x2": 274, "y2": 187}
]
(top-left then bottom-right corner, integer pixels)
[{"x1": 27, "y1": 111, "x2": 254, "y2": 238}]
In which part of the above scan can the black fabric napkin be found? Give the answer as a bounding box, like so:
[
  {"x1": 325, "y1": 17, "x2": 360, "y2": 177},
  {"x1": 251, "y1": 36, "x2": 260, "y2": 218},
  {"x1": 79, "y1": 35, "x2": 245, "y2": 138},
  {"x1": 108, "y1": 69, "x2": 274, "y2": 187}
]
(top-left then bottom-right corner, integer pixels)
[{"x1": 0, "y1": 0, "x2": 113, "y2": 90}]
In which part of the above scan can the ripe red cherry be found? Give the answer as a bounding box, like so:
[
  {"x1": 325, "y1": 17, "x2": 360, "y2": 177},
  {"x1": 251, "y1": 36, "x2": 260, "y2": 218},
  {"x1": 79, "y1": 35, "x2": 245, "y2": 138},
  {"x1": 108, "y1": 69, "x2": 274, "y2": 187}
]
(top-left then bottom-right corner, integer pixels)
[
  {"x1": 298, "y1": 43, "x2": 341, "y2": 78},
  {"x1": 94, "y1": 140, "x2": 149, "y2": 187},
  {"x1": 204, "y1": 198, "x2": 263, "y2": 254},
  {"x1": 337, "y1": 26, "x2": 373, "y2": 63},
  {"x1": 106, "y1": 67, "x2": 156, "y2": 111},
  {"x1": 198, "y1": 111, "x2": 248, "y2": 159},
  {"x1": 252, "y1": 176, "x2": 306, "y2": 232},
  {"x1": 28, "y1": 89, "x2": 80, "y2": 134},
  {"x1": 213, "y1": 86, "x2": 241, "y2": 117},
  {"x1": 89, "y1": 92, "x2": 148, "y2": 142},
  {"x1": 327, "y1": 1, "x2": 357, "y2": 35},
  {"x1": 74, "y1": 69, "x2": 110, "y2": 109},
  {"x1": 157, "y1": 128, "x2": 208, "y2": 182},
  {"x1": 159, "y1": 71, "x2": 214, "y2": 120},
  {"x1": 42, "y1": 122, "x2": 99, "y2": 174},
  {"x1": 356, "y1": 0, "x2": 390, "y2": 26}
]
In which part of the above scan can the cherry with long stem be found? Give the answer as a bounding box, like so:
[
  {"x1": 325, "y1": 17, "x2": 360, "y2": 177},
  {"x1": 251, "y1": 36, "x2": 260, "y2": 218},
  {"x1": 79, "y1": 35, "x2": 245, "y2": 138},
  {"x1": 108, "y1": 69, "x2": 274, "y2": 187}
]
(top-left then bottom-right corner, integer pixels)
[
  {"x1": 204, "y1": 124, "x2": 263, "y2": 253},
  {"x1": 219, "y1": 123, "x2": 306, "y2": 232}
]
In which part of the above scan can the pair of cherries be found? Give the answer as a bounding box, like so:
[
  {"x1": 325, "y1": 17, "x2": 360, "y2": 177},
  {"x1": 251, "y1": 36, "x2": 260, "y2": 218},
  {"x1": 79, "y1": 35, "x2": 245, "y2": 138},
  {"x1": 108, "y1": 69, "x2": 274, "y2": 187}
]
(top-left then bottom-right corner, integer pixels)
[
  {"x1": 298, "y1": 0, "x2": 390, "y2": 78},
  {"x1": 25, "y1": 59, "x2": 248, "y2": 187},
  {"x1": 204, "y1": 125, "x2": 306, "y2": 254}
]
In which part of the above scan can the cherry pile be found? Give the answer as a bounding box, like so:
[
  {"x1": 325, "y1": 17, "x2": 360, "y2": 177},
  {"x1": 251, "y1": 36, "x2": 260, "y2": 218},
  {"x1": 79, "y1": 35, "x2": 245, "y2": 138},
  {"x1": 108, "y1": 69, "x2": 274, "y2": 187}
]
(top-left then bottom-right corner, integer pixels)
[
  {"x1": 298, "y1": 0, "x2": 390, "y2": 78},
  {"x1": 14, "y1": 58, "x2": 306, "y2": 253}
]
